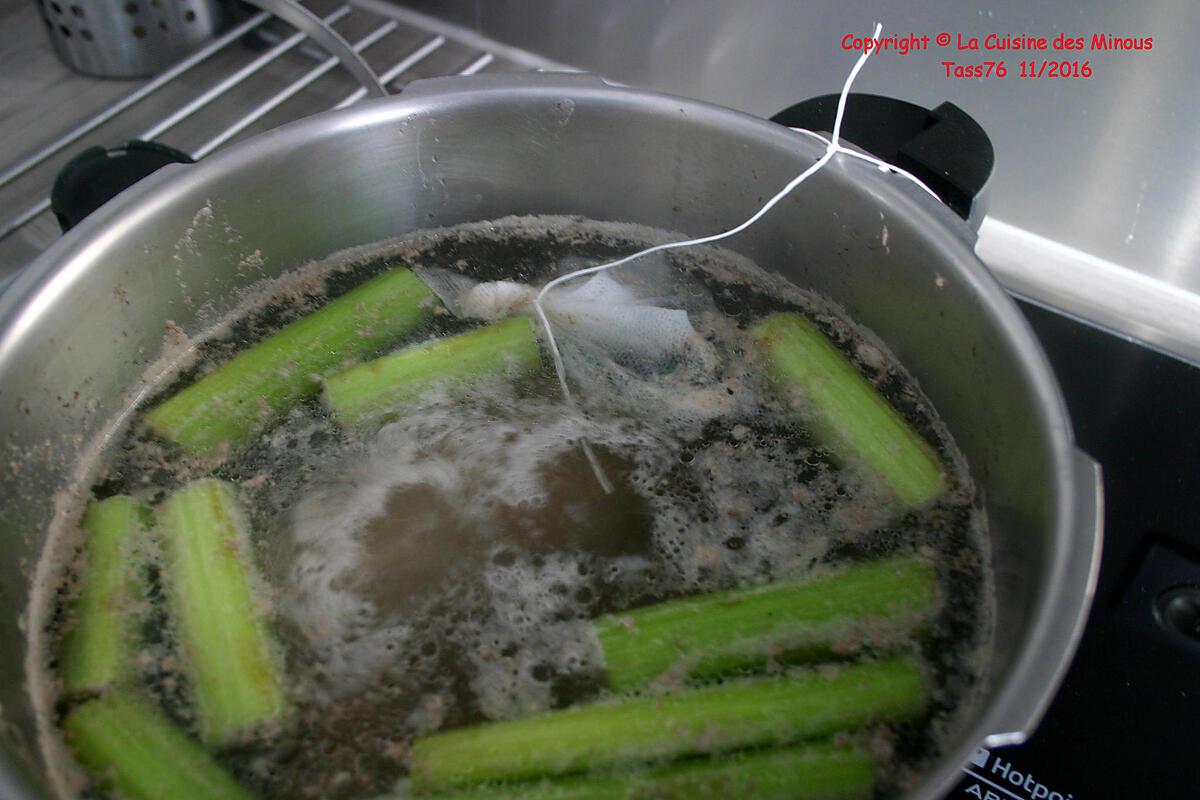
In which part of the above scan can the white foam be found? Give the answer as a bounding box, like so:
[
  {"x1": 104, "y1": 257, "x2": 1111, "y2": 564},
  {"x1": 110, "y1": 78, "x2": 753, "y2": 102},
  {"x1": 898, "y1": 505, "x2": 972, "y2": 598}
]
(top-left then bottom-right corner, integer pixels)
[
  {"x1": 466, "y1": 553, "x2": 604, "y2": 719},
  {"x1": 281, "y1": 384, "x2": 670, "y2": 693},
  {"x1": 276, "y1": 266, "x2": 909, "y2": 703}
]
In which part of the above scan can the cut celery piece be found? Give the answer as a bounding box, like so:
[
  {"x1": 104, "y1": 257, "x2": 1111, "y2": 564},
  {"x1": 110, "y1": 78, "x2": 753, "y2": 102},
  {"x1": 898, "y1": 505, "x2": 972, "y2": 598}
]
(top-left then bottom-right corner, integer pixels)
[
  {"x1": 157, "y1": 479, "x2": 285, "y2": 746},
  {"x1": 144, "y1": 267, "x2": 437, "y2": 458},
  {"x1": 748, "y1": 312, "x2": 946, "y2": 508},
  {"x1": 59, "y1": 496, "x2": 150, "y2": 694},
  {"x1": 419, "y1": 741, "x2": 874, "y2": 799},
  {"x1": 64, "y1": 690, "x2": 253, "y2": 800},
  {"x1": 323, "y1": 317, "x2": 542, "y2": 429},
  {"x1": 595, "y1": 556, "x2": 935, "y2": 693},
  {"x1": 408, "y1": 657, "x2": 925, "y2": 791}
]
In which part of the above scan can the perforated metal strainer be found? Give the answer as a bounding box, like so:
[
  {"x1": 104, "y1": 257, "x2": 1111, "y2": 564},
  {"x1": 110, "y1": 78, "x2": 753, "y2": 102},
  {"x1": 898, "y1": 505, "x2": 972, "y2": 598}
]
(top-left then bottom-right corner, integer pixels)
[{"x1": 37, "y1": 0, "x2": 229, "y2": 79}]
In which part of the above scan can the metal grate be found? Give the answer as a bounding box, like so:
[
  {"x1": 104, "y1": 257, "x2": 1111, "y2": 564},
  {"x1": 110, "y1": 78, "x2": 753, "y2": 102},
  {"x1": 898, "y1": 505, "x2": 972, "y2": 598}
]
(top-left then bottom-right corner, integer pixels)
[{"x1": 0, "y1": 0, "x2": 559, "y2": 281}]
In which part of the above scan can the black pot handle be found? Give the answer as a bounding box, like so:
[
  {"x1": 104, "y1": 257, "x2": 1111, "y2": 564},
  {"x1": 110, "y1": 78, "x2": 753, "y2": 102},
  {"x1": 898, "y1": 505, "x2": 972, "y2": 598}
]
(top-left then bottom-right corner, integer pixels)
[
  {"x1": 770, "y1": 94, "x2": 994, "y2": 224},
  {"x1": 50, "y1": 140, "x2": 194, "y2": 233}
]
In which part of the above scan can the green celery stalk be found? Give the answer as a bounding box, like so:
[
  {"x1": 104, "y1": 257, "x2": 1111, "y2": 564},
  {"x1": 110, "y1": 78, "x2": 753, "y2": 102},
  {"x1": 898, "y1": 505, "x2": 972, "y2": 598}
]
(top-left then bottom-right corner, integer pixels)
[
  {"x1": 748, "y1": 312, "x2": 946, "y2": 508},
  {"x1": 595, "y1": 555, "x2": 935, "y2": 693},
  {"x1": 144, "y1": 267, "x2": 437, "y2": 458},
  {"x1": 323, "y1": 317, "x2": 542, "y2": 429},
  {"x1": 408, "y1": 657, "x2": 924, "y2": 791},
  {"x1": 58, "y1": 496, "x2": 150, "y2": 694},
  {"x1": 158, "y1": 479, "x2": 285, "y2": 746},
  {"x1": 64, "y1": 689, "x2": 253, "y2": 800},
  {"x1": 420, "y1": 741, "x2": 874, "y2": 800}
]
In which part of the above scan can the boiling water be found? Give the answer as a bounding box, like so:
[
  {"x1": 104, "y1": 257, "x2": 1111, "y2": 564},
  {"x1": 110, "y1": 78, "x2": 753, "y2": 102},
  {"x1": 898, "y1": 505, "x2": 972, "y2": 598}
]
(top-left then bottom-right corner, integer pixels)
[{"x1": 34, "y1": 216, "x2": 991, "y2": 799}]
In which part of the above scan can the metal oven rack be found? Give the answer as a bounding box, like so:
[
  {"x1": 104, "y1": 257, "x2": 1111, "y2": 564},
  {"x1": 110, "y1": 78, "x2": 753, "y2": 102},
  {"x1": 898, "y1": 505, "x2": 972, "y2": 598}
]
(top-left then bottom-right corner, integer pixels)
[{"x1": 0, "y1": 0, "x2": 566, "y2": 282}]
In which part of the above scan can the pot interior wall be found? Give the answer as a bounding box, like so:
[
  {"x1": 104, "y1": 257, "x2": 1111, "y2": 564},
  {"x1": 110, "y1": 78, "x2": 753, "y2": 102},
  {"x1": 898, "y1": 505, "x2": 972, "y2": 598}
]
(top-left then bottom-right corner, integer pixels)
[{"x1": 0, "y1": 76, "x2": 1071, "y2": 797}]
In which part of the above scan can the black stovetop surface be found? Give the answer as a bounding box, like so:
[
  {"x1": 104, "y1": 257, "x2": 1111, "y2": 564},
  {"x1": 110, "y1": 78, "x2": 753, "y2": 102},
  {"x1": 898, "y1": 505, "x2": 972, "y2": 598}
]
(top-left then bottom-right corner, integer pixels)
[{"x1": 948, "y1": 301, "x2": 1200, "y2": 800}]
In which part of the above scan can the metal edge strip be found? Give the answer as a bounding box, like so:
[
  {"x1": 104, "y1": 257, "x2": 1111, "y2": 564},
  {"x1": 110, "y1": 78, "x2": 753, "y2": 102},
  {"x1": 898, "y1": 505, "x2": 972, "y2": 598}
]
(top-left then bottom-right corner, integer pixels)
[{"x1": 977, "y1": 217, "x2": 1200, "y2": 368}]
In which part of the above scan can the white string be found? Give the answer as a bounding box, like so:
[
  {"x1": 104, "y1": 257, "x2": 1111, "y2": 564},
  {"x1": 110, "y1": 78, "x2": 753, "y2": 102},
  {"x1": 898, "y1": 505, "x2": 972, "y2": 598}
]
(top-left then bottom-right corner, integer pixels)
[
  {"x1": 533, "y1": 22, "x2": 899, "y2": 490},
  {"x1": 788, "y1": 127, "x2": 941, "y2": 203}
]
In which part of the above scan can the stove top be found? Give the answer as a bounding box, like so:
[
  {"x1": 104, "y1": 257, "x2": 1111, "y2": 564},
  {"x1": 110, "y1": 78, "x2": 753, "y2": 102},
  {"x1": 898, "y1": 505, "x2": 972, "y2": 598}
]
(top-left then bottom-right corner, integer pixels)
[{"x1": 949, "y1": 300, "x2": 1200, "y2": 800}]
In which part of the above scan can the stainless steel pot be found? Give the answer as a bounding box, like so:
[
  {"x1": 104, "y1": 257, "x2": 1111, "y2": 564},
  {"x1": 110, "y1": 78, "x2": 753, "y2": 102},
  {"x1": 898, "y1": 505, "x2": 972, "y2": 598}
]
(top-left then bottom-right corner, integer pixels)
[{"x1": 0, "y1": 73, "x2": 1101, "y2": 799}]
